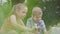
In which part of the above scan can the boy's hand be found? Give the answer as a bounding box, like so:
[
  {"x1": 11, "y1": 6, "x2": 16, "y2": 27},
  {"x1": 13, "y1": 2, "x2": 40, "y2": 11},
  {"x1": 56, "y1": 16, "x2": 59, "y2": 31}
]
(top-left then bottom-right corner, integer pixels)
[
  {"x1": 37, "y1": 26, "x2": 42, "y2": 30},
  {"x1": 35, "y1": 32, "x2": 40, "y2": 34},
  {"x1": 26, "y1": 28, "x2": 36, "y2": 33},
  {"x1": 35, "y1": 26, "x2": 42, "y2": 30}
]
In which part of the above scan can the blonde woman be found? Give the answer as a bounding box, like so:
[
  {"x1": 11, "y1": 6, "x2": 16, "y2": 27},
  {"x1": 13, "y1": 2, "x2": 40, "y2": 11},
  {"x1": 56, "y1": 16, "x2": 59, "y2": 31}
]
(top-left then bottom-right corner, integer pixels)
[{"x1": 0, "y1": 3, "x2": 34, "y2": 34}]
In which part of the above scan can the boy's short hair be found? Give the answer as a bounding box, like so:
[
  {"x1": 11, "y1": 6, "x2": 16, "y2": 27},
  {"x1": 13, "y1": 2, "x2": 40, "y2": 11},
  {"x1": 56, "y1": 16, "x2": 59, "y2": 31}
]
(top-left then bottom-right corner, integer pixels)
[{"x1": 32, "y1": 7, "x2": 43, "y2": 17}]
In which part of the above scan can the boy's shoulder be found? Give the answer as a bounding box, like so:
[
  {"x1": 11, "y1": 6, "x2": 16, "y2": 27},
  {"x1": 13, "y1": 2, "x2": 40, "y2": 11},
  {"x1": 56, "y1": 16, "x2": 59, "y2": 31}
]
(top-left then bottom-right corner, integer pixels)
[
  {"x1": 27, "y1": 17, "x2": 33, "y2": 21},
  {"x1": 27, "y1": 18, "x2": 34, "y2": 24},
  {"x1": 39, "y1": 19, "x2": 45, "y2": 24},
  {"x1": 39, "y1": 19, "x2": 44, "y2": 22}
]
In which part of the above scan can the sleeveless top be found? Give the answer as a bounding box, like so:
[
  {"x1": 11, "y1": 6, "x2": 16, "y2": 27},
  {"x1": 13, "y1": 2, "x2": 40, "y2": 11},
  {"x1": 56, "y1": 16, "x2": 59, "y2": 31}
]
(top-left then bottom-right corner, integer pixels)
[
  {"x1": 1, "y1": 15, "x2": 35, "y2": 34},
  {"x1": 1, "y1": 16, "x2": 25, "y2": 32}
]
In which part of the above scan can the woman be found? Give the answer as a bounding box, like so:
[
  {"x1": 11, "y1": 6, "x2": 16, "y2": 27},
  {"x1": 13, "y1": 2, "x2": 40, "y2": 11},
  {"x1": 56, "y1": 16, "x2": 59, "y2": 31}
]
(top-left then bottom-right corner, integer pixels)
[{"x1": 0, "y1": 3, "x2": 34, "y2": 34}]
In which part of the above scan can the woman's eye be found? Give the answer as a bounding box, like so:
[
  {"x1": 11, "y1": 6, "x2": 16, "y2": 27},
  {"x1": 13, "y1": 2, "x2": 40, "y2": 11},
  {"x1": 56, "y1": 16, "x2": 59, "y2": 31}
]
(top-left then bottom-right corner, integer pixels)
[
  {"x1": 23, "y1": 11, "x2": 25, "y2": 13},
  {"x1": 22, "y1": 11, "x2": 27, "y2": 14}
]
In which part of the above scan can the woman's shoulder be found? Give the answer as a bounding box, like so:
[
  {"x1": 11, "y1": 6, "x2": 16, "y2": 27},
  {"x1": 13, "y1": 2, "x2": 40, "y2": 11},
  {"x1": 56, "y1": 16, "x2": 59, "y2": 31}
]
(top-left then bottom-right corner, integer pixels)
[
  {"x1": 9, "y1": 15, "x2": 17, "y2": 23},
  {"x1": 10, "y1": 15, "x2": 16, "y2": 19},
  {"x1": 5, "y1": 15, "x2": 16, "y2": 22},
  {"x1": 10, "y1": 15, "x2": 16, "y2": 17}
]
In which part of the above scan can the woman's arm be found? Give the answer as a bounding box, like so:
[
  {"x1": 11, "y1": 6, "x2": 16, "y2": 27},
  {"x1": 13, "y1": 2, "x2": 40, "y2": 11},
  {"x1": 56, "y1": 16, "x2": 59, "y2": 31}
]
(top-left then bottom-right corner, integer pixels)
[{"x1": 10, "y1": 15, "x2": 30, "y2": 30}]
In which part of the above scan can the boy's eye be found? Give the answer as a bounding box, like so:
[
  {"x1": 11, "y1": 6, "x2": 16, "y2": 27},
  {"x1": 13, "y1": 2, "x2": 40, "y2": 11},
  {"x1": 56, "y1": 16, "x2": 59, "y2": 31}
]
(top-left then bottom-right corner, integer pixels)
[{"x1": 36, "y1": 17, "x2": 40, "y2": 18}]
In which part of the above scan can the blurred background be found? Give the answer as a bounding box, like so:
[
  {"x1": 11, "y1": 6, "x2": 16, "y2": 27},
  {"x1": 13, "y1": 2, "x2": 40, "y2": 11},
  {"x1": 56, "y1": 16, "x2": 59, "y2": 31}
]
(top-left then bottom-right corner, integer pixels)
[{"x1": 0, "y1": 0, "x2": 60, "y2": 30}]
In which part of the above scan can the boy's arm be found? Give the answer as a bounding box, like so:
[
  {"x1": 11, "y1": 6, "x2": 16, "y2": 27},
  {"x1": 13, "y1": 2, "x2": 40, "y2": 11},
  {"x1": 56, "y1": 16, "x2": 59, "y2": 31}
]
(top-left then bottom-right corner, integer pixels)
[
  {"x1": 26, "y1": 19, "x2": 35, "y2": 29},
  {"x1": 26, "y1": 19, "x2": 31, "y2": 28},
  {"x1": 41, "y1": 20, "x2": 48, "y2": 34},
  {"x1": 26, "y1": 19, "x2": 36, "y2": 31}
]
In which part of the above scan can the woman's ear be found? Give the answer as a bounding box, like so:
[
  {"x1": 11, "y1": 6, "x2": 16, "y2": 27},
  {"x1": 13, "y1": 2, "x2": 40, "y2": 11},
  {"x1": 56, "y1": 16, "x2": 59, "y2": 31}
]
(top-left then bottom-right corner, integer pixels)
[{"x1": 15, "y1": 8, "x2": 20, "y2": 14}]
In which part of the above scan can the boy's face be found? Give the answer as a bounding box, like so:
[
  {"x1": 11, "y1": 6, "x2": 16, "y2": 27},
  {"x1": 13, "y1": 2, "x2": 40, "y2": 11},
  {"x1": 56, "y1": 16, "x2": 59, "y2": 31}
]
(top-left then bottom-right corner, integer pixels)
[
  {"x1": 33, "y1": 15, "x2": 41, "y2": 23},
  {"x1": 32, "y1": 7, "x2": 43, "y2": 23}
]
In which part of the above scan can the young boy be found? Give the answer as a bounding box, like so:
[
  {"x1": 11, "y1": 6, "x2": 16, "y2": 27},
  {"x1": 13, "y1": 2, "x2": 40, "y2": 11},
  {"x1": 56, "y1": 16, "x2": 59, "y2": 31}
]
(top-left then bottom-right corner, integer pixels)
[{"x1": 26, "y1": 7, "x2": 47, "y2": 34}]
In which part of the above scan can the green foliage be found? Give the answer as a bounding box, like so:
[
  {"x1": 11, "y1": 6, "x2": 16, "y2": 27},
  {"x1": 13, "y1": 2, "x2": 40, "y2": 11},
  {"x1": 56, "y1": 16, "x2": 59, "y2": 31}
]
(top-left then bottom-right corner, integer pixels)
[
  {"x1": 0, "y1": 5, "x2": 4, "y2": 27},
  {"x1": 0, "y1": 0, "x2": 60, "y2": 30},
  {"x1": 0, "y1": 0, "x2": 12, "y2": 28},
  {"x1": 24, "y1": 0, "x2": 44, "y2": 24},
  {"x1": 24, "y1": 0, "x2": 60, "y2": 29},
  {"x1": 11, "y1": 0, "x2": 25, "y2": 5}
]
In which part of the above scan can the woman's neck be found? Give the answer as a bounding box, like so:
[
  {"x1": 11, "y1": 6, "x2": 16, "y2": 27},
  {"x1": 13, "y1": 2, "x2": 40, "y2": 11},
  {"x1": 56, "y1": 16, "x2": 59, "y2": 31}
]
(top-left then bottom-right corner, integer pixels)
[{"x1": 13, "y1": 14, "x2": 21, "y2": 20}]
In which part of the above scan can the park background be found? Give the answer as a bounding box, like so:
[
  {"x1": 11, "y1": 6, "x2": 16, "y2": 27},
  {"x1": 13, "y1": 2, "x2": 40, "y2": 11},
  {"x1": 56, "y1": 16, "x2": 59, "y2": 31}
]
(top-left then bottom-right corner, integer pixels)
[{"x1": 0, "y1": 0, "x2": 60, "y2": 33}]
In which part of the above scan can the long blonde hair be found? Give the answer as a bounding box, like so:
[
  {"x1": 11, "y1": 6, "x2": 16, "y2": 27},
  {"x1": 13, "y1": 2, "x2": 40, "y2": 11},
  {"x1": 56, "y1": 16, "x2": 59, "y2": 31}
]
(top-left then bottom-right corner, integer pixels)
[
  {"x1": 8, "y1": 3, "x2": 27, "y2": 17},
  {"x1": 1, "y1": 3, "x2": 27, "y2": 31}
]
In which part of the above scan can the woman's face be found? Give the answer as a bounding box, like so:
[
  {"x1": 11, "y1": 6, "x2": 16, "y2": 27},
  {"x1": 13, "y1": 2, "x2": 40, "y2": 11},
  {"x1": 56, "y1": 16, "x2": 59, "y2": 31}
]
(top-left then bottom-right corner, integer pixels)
[{"x1": 16, "y1": 7, "x2": 28, "y2": 19}]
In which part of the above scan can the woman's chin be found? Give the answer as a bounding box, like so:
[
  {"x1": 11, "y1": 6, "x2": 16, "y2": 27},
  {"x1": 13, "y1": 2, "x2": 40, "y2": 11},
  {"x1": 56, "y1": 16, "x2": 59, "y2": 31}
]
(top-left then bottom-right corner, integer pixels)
[{"x1": 21, "y1": 17, "x2": 24, "y2": 19}]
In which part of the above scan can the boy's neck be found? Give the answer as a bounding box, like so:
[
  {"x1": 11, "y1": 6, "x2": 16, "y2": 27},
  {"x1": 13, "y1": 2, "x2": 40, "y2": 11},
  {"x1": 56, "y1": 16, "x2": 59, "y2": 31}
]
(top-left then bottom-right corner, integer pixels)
[{"x1": 33, "y1": 20, "x2": 39, "y2": 24}]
